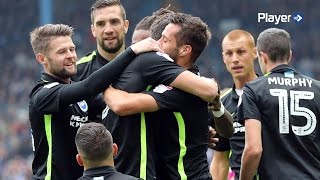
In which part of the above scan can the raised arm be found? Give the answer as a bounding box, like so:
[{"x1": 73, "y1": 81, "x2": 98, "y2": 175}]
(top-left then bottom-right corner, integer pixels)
[{"x1": 60, "y1": 38, "x2": 162, "y2": 107}]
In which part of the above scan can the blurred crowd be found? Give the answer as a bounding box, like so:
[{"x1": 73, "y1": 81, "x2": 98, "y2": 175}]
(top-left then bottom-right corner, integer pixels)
[{"x1": 1, "y1": 0, "x2": 319, "y2": 179}]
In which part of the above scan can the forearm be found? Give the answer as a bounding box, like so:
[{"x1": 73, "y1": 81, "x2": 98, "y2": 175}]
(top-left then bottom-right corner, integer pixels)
[
  {"x1": 240, "y1": 119, "x2": 262, "y2": 180},
  {"x1": 239, "y1": 148, "x2": 261, "y2": 180},
  {"x1": 60, "y1": 48, "x2": 136, "y2": 106},
  {"x1": 213, "y1": 108, "x2": 234, "y2": 138},
  {"x1": 170, "y1": 71, "x2": 218, "y2": 102},
  {"x1": 104, "y1": 90, "x2": 159, "y2": 116},
  {"x1": 211, "y1": 151, "x2": 229, "y2": 179}
]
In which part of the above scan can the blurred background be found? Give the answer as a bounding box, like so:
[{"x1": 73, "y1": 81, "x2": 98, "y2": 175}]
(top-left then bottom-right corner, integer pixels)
[{"x1": 0, "y1": 0, "x2": 319, "y2": 179}]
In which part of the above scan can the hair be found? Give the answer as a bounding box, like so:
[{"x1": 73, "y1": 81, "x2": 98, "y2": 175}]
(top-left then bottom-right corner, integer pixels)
[
  {"x1": 90, "y1": 0, "x2": 126, "y2": 24},
  {"x1": 29, "y1": 24, "x2": 74, "y2": 55},
  {"x1": 75, "y1": 122, "x2": 113, "y2": 162},
  {"x1": 257, "y1": 28, "x2": 291, "y2": 62},
  {"x1": 134, "y1": 16, "x2": 156, "y2": 31},
  {"x1": 222, "y1": 29, "x2": 255, "y2": 49},
  {"x1": 170, "y1": 13, "x2": 212, "y2": 62},
  {"x1": 136, "y1": 7, "x2": 174, "y2": 32},
  {"x1": 150, "y1": 13, "x2": 174, "y2": 40}
]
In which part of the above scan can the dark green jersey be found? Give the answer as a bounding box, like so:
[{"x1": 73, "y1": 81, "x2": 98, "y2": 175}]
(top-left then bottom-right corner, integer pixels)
[
  {"x1": 145, "y1": 67, "x2": 211, "y2": 180},
  {"x1": 239, "y1": 64, "x2": 320, "y2": 179},
  {"x1": 103, "y1": 52, "x2": 185, "y2": 180},
  {"x1": 29, "y1": 48, "x2": 136, "y2": 180}
]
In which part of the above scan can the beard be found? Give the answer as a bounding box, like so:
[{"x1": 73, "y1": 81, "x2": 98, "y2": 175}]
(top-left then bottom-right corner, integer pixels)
[
  {"x1": 99, "y1": 36, "x2": 124, "y2": 53},
  {"x1": 53, "y1": 67, "x2": 77, "y2": 80},
  {"x1": 165, "y1": 47, "x2": 179, "y2": 62},
  {"x1": 47, "y1": 57, "x2": 77, "y2": 79}
]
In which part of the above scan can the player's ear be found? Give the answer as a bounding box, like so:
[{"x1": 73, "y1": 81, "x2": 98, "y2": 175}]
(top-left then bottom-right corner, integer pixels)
[
  {"x1": 124, "y1": 20, "x2": 129, "y2": 34},
  {"x1": 179, "y1": 45, "x2": 192, "y2": 56},
  {"x1": 288, "y1": 50, "x2": 292, "y2": 63},
  {"x1": 36, "y1": 53, "x2": 46, "y2": 65},
  {"x1": 259, "y1": 51, "x2": 268, "y2": 65},
  {"x1": 112, "y1": 143, "x2": 118, "y2": 157},
  {"x1": 91, "y1": 24, "x2": 96, "y2": 38},
  {"x1": 253, "y1": 47, "x2": 258, "y2": 59},
  {"x1": 76, "y1": 154, "x2": 84, "y2": 166}
]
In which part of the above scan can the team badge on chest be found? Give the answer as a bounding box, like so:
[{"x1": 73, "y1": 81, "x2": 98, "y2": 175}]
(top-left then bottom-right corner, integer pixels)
[{"x1": 77, "y1": 100, "x2": 88, "y2": 112}]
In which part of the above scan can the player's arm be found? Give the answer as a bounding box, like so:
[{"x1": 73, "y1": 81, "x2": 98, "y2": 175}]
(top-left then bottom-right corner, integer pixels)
[
  {"x1": 170, "y1": 71, "x2": 219, "y2": 102},
  {"x1": 209, "y1": 94, "x2": 234, "y2": 138},
  {"x1": 104, "y1": 86, "x2": 159, "y2": 116},
  {"x1": 240, "y1": 119, "x2": 262, "y2": 180},
  {"x1": 59, "y1": 38, "x2": 161, "y2": 107},
  {"x1": 210, "y1": 150, "x2": 230, "y2": 180}
]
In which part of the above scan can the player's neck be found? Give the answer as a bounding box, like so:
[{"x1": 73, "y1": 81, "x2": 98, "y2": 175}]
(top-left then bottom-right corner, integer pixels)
[
  {"x1": 234, "y1": 72, "x2": 257, "y2": 89},
  {"x1": 176, "y1": 57, "x2": 193, "y2": 69},
  {"x1": 45, "y1": 71, "x2": 71, "y2": 84},
  {"x1": 97, "y1": 46, "x2": 125, "y2": 62},
  {"x1": 84, "y1": 159, "x2": 114, "y2": 171}
]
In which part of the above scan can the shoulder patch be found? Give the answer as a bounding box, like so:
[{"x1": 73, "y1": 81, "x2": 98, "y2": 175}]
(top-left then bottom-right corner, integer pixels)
[
  {"x1": 156, "y1": 52, "x2": 174, "y2": 62},
  {"x1": 44, "y1": 82, "x2": 59, "y2": 89},
  {"x1": 77, "y1": 100, "x2": 88, "y2": 112},
  {"x1": 153, "y1": 84, "x2": 173, "y2": 93}
]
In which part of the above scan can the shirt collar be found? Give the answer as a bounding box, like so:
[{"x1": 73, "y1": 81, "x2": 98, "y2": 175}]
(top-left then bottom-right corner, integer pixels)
[
  {"x1": 270, "y1": 64, "x2": 295, "y2": 74},
  {"x1": 83, "y1": 166, "x2": 116, "y2": 176},
  {"x1": 39, "y1": 72, "x2": 68, "y2": 84}
]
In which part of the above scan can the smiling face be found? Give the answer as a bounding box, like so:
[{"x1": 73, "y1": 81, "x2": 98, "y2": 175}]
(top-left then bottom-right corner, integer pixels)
[
  {"x1": 222, "y1": 36, "x2": 256, "y2": 80},
  {"x1": 91, "y1": 5, "x2": 129, "y2": 54},
  {"x1": 42, "y1": 36, "x2": 77, "y2": 81}
]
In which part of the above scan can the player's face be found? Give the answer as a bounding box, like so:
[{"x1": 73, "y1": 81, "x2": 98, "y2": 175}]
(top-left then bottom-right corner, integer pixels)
[
  {"x1": 222, "y1": 37, "x2": 256, "y2": 80},
  {"x1": 91, "y1": 5, "x2": 129, "y2": 54},
  {"x1": 158, "y1": 23, "x2": 180, "y2": 61},
  {"x1": 44, "y1": 36, "x2": 77, "y2": 80}
]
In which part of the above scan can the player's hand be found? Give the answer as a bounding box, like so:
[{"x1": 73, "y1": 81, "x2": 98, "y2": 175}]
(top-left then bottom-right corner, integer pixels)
[
  {"x1": 208, "y1": 126, "x2": 219, "y2": 148},
  {"x1": 130, "y1": 37, "x2": 163, "y2": 54},
  {"x1": 208, "y1": 94, "x2": 221, "y2": 111}
]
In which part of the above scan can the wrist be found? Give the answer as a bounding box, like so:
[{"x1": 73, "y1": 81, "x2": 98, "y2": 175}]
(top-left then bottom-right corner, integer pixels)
[{"x1": 212, "y1": 102, "x2": 224, "y2": 117}]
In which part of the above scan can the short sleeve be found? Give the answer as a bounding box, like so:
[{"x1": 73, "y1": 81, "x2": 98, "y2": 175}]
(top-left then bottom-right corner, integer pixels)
[{"x1": 238, "y1": 84, "x2": 261, "y2": 125}]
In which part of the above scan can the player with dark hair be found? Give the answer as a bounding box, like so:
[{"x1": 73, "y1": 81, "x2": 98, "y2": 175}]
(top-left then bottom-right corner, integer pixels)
[
  {"x1": 132, "y1": 6, "x2": 174, "y2": 44},
  {"x1": 73, "y1": 0, "x2": 129, "y2": 82},
  {"x1": 75, "y1": 122, "x2": 142, "y2": 180},
  {"x1": 239, "y1": 28, "x2": 320, "y2": 180},
  {"x1": 104, "y1": 13, "x2": 233, "y2": 180}
]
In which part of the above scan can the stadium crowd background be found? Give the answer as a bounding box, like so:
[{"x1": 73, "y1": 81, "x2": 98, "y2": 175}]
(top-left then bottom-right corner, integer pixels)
[{"x1": 0, "y1": 0, "x2": 319, "y2": 179}]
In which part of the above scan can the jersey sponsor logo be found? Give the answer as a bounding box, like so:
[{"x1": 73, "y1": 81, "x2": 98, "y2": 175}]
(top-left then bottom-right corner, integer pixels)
[
  {"x1": 234, "y1": 122, "x2": 245, "y2": 133},
  {"x1": 77, "y1": 100, "x2": 88, "y2": 112},
  {"x1": 44, "y1": 82, "x2": 59, "y2": 88},
  {"x1": 70, "y1": 115, "x2": 88, "y2": 127},
  {"x1": 156, "y1": 51, "x2": 174, "y2": 62},
  {"x1": 153, "y1": 84, "x2": 173, "y2": 93}
]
